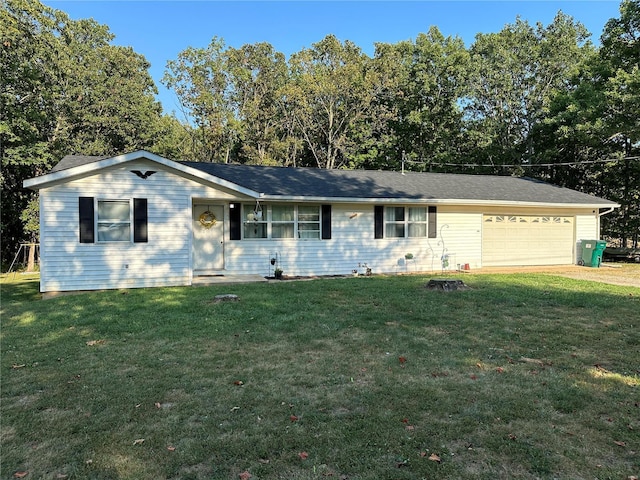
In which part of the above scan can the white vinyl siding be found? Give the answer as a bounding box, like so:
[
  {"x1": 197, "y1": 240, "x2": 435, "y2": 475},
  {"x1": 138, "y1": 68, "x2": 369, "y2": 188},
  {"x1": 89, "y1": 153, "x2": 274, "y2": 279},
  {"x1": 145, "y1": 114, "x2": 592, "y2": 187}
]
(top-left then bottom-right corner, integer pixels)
[
  {"x1": 224, "y1": 205, "x2": 482, "y2": 276},
  {"x1": 38, "y1": 160, "x2": 237, "y2": 292}
]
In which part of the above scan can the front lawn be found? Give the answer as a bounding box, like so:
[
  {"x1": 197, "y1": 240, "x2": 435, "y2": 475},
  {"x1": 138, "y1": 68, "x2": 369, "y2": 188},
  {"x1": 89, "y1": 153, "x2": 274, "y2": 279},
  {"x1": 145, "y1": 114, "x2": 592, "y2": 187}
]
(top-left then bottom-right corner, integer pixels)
[{"x1": 1, "y1": 274, "x2": 638, "y2": 479}]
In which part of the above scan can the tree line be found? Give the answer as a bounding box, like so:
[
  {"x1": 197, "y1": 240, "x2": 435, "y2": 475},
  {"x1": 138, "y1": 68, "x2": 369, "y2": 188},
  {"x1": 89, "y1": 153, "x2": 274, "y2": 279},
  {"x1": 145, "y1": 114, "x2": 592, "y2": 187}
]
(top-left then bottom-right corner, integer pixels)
[{"x1": 2, "y1": 0, "x2": 638, "y2": 268}]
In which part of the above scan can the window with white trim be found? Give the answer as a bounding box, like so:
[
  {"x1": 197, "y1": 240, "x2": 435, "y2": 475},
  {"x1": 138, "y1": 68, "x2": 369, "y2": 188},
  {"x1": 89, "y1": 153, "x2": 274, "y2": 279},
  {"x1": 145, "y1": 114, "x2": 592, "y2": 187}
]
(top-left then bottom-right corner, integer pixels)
[
  {"x1": 241, "y1": 204, "x2": 323, "y2": 240},
  {"x1": 97, "y1": 200, "x2": 131, "y2": 242},
  {"x1": 384, "y1": 206, "x2": 428, "y2": 238}
]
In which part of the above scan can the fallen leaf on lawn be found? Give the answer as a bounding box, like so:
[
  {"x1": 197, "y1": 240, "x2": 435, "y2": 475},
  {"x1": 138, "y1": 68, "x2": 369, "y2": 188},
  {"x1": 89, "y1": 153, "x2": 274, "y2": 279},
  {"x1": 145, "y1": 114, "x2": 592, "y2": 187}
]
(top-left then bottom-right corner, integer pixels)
[
  {"x1": 133, "y1": 438, "x2": 145, "y2": 445},
  {"x1": 614, "y1": 440, "x2": 626, "y2": 447},
  {"x1": 234, "y1": 380, "x2": 244, "y2": 386},
  {"x1": 398, "y1": 356, "x2": 407, "y2": 366},
  {"x1": 12, "y1": 364, "x2": 26, "y2": 369},
  {"x1": 405, "y1": 425, "x2": 415, "y2": 431},
  {"x1": 85, "y1": 459, "x2": 93, "y2": 465},
  {"x1": 13, "y1": 472, "x2": 28, "y2": 478},
  {"x1": 401, "y1": 418, "x2": 409, "y2": 424},
  {"x1": 155, "y1": 402, "x2": 162, "y2": 409},
  {"x1": 290, "y1": 415, "x2": 299, "y2": 422},
  {"x1": 508, "y1": 434, "x2": 517, "y2": 441},
  {"x1": 470, "y1": 375, "x2": 477, "y2": 380},
  {"x1": 230, "y1": 406, "x2": 240, "y2": 412},
  {"x1": 628, "y1": 476, "x2": 638, "y2": 480},
  {"x1": 56, "y1": 474, "x2": 68, "y2": 479},
  {"x1": 496, "y1": 367, "x2": 504, "y2": 373},
  {"x1": 85, "y1": 340, "x2": 105, "y2": 346},
  {"x1": 298, "y1": 451, "x2": 309, "y2": 460},
  {"x1": 238, "y1": 471, "x2": 252, "y2": 480},
  {"x1": 428, "y1": 453, "x2": 441, "y2": 463},
  {"x1": 167, "y1": 446, "x2": 176, "y2": 451},
  {"x1": 258, "y1": 458, "x2": 270, "y2": 464},
  {"x1": 519, "y1": 357, "x2": 544, "y2": 366},
  {"x1": 476, "y1": 362, "x2": 483, "y2": 369}
]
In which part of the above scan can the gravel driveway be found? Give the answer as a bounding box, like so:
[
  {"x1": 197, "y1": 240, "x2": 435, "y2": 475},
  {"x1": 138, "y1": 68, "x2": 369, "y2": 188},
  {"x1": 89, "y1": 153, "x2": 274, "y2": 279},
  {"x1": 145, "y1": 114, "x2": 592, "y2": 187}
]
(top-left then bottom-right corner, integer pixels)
[{"x1": 475, "y1": 264, "x2": 640, "y2": 288}]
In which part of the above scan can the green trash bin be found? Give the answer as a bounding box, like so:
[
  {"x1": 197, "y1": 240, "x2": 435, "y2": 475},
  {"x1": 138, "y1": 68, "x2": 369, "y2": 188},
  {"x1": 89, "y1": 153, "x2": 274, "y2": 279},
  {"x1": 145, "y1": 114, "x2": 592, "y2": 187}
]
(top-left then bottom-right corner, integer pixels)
[{"x1": 579, "y1": 240, "x2": 607, "y2": 267}]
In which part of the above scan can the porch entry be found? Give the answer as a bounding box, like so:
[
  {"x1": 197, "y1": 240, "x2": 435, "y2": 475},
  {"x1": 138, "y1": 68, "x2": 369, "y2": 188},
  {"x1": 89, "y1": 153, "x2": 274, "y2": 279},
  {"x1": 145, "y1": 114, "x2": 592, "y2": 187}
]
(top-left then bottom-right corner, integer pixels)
[{"x1": 192, "y1": 203, "x2": 224, "y2": 272}]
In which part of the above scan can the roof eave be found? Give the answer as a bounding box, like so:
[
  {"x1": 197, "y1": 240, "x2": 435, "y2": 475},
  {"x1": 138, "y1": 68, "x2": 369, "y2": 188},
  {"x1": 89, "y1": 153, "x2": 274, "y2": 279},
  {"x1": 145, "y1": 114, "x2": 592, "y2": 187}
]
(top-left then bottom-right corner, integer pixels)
[{"x1": 259, "y1": 195, "x2": 619, "y2": 208}]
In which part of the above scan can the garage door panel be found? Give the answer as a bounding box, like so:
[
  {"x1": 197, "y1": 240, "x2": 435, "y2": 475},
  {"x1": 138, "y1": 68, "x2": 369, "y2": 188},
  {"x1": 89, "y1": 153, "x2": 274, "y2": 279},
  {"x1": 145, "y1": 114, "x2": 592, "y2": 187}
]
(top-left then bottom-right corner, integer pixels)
[{"x1": 482, "y1": 215, "x2": 574, "y2": 266}]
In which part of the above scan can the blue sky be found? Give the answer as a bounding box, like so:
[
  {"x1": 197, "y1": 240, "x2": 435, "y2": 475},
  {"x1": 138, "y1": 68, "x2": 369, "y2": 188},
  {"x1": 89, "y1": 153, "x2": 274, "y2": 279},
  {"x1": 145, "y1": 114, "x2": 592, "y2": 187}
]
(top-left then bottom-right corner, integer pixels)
[{"x1": 45, "y1": 1, "x2": 622, "y2": 115}]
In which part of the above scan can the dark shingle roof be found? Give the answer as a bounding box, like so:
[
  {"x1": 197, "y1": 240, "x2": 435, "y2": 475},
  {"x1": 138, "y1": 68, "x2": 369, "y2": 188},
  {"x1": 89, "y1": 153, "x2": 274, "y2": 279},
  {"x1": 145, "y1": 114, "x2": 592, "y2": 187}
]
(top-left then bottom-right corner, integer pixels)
[
  {"x1": 180, "y1": 162, "x2": 615, "y2": 205},
  {"x1": 51, "y1": 155, "x2": 111, "y2": 172},
  {"x1": 46, "y1": 154, "x2": 616, "y2": 206}
]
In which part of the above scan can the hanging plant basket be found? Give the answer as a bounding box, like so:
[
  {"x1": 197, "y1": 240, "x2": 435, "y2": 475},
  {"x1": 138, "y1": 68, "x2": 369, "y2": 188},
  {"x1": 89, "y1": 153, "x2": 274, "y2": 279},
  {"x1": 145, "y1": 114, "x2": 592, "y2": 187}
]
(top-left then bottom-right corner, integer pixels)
[{"x1": 199, "y1": 210, "x2": 217, "y2": 229}]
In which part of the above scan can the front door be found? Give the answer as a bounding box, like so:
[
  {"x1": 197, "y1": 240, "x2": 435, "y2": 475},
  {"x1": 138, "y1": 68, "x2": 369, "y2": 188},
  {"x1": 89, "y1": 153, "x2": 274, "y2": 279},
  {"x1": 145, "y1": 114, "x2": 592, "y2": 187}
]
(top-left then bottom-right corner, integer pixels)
[{"x1": 192, "y1": 204, "x2": 224, "y2": 272}]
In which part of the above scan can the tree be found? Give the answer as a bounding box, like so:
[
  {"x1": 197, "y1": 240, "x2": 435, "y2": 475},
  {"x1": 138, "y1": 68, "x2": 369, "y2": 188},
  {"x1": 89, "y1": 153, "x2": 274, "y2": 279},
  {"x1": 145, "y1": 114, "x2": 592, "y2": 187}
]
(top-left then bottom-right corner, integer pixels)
[
  {"x1": 533, "y1": 1, "x2": 640, "y2": 246},
  {"x1": 1, "y1": 0, "x2": 163, "y2": 269},
  {"x1": 163, "y1": 38, "x2": 237, "y2": 163},
  {"x1": 285, "y1": 35, "x2": 379, "y2": 169},
  {"x1": 373, "y1": 27, "x2": 470, "y2": 170},
  {"x1": 465, "y1": 13, "x2": 591, "y2": 170},
  {"x1": 597, "y1": 0, "x2": 640, "y2": 246},
  {"x1": 225, "y1": 42, "x2": 290, "y2": 165}
]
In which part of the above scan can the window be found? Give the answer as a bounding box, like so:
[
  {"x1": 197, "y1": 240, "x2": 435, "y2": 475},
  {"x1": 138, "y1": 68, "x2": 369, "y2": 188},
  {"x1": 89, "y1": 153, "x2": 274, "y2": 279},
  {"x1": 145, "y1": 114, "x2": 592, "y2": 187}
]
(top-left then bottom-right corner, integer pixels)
[
  {"x1": 79, "y1": 197, "x2": 147, "y2": 244},
  {"x1": 375, "y1": 205, "x2": 436, "y2": 239},
  {"x1": 383, "y1": 206, "x2": 429, "y2": 238},
  {"x1": 298, "y1": 205, "x2": 320, "y2": 239},
  {"x1": 240, "y1": 204, "x2": 326, "y2": 240},
  {"x1": 272, "y1": 205, "x2": 295, "y2": 238},
  {"x1": 98, "y1": 200, "x2": 131, "y2": 242},
  {"x1": 408, "y1": 207, "x2": 427, "y2": 237},
  {"x1": 385, "y1": 207, "x2": 405, "y2": 238}
]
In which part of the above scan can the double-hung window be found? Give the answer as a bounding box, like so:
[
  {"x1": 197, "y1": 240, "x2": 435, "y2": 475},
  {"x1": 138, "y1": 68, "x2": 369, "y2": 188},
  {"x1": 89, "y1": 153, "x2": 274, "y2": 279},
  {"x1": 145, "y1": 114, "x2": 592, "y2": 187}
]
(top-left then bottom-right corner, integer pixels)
[
  {"x1": 298, "y1": 205, "x2": 320, "y2": 239},
  {"x1": 385, "y1": 207, "x2": 428, "y2": 238},
  {"x1": 97, "y1": 200, "x2": 131, "y2": 242},
  {"x1": 271, "y1": 205, "x2": 295, "y2": 238},
  {"x1": 376, "y1": 205, "x2": 436, "y2": 239}
]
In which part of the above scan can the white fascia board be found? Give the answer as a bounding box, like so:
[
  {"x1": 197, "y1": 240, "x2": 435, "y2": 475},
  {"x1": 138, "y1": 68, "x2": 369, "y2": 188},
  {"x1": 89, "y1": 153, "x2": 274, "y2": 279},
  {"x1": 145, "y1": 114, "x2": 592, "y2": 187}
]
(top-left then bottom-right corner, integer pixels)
[
  {"x1": 259, "y1": 195, "x2": 619, "y2": 209},
  {"x1": 24, "y1": 150, "x2": 260, "y2": 198}
]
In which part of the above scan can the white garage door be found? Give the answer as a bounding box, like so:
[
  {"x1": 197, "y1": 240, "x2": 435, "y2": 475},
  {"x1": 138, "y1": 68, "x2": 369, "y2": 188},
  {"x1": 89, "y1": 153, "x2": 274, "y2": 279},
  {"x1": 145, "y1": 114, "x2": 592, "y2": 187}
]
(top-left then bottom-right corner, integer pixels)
[{"x1": 482, "y1": 215, "x2": 575, "y2": 267}]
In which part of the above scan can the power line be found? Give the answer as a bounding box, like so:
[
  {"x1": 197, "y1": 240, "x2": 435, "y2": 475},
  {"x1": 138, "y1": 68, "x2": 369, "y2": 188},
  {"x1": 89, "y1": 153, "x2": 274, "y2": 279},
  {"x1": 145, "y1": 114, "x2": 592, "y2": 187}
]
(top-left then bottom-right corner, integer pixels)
[{"x1": 401, "y1": 155, "x2": 640, "y2": 169}]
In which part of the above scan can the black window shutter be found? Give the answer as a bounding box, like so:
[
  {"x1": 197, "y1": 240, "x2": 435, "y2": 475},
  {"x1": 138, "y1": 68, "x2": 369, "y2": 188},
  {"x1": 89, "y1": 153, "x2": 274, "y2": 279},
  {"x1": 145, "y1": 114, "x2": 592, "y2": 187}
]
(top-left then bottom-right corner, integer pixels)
[
  {"x1": 321, "y1": 205, "x2": 332, "y2": 239},
  {"x1": 374, "y1": 205, "x2": 384, "y2": 239},
  {"x1": 428, "y1": 206, "x2": 437, "y2": 238},
  {"x1": 133, "y1": 198, "x2": 148, "y2": 243},
  {"x1": 79, "y1": 197, "x2": 95, "y2": 243},
  {"x1": 229, "y1": 202, "x2": 241, "y2": 240}
]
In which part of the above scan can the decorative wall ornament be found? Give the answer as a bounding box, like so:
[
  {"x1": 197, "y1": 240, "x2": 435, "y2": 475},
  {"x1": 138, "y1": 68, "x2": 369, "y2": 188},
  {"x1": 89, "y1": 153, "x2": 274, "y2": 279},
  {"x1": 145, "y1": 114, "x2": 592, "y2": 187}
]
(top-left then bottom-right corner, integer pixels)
[
  {"x1": 130, "y1": 170, "x2": 156, "y2": 179},
  {"x1": 199, "y1": 210, "x2": 217, "y2": 228}
]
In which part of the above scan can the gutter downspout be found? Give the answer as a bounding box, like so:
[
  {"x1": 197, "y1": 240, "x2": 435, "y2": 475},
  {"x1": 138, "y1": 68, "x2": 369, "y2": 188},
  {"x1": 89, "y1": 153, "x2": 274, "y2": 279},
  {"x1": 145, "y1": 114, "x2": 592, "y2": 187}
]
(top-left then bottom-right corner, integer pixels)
[{"x1": 596, "y1": 207, "x2": 616, "y2": 240}]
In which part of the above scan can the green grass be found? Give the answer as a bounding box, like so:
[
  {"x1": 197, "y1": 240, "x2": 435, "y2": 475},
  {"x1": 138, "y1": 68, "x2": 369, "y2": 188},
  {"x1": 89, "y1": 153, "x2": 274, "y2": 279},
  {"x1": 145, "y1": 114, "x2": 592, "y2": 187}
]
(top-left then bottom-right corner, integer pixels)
[{"x1": 1, "y1": 273, "x2": 639, "y2": 479}]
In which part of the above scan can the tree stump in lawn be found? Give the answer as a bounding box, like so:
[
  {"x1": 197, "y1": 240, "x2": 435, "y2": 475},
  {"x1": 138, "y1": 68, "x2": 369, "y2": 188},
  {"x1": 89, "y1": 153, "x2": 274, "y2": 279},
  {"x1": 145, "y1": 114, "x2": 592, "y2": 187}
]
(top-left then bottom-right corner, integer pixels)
[
  {"x1": 425, "y1": 279, "x2": 469, "y2": 291},
  {"x1": 213, "y1": 294, "x2": 239, "y2": 303}
]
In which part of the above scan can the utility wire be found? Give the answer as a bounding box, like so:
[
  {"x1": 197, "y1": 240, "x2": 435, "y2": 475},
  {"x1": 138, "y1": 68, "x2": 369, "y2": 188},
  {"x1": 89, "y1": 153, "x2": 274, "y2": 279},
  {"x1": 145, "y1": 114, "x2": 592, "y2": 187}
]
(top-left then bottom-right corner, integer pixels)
[{"x1": 401, "y1": 156, "x2": 640, "y2": 169}]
